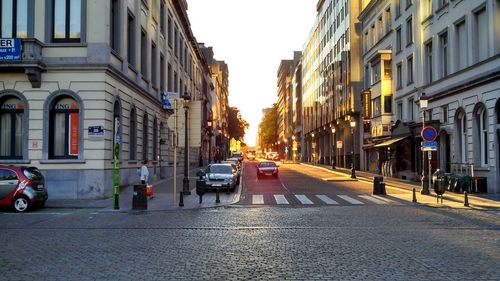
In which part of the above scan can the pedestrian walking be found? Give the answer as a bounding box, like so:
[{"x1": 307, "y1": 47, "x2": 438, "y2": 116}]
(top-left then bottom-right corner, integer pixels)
[{"x1": 140, "y1": 160, "x2": 149, "y2": 184}]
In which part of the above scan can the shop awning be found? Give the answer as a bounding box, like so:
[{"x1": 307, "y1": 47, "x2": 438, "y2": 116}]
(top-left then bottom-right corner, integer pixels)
[{"x1": 374, "y1": 136, "x2": 409, "y2": 148}]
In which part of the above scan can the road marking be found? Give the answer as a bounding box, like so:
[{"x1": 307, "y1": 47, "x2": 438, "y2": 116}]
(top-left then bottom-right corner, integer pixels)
[
  {"x1": 295, "y1": 195, "x2": 314, "y2": 205},
  {"x1": 358, "y1": 195, "x2": 388, "y2": 204},
  {"x1": 274, "y1": 194, "x2": 289, "y2": 204},
  {"x1": 316, "y1": 195, "x2": 338, "y2": 205},
  {"x1": 252, "y1": 194, "x2": 264, "y2": 204},
  {"x1": 338, "y1": 195, "x2": 364, "y2": 205}
]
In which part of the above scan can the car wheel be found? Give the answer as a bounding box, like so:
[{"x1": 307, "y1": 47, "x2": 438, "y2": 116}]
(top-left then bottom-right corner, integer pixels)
[
  {"x1": 39, "y1": 201, "x2": 46, "y2": 208},
  {"x1": 13, "y1": 196, "x2": 31, "y2": 212}
]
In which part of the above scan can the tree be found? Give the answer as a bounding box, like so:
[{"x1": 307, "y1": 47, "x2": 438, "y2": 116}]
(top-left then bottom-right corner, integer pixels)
[
  {"x1": 259, "y1": 103, "x2": 278, "y2": 150},
  {"x1": 227, "y1": 106, "x2": 249, "y2": 144}
]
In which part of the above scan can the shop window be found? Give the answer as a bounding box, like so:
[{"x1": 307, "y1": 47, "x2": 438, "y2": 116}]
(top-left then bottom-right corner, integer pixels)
[
  {"x1": 49, "y1": 97, "x2": 79, "y2": 159},
  {"x1": 0, "y1": 97, "x2": 24, "y2": 159},
  {"x1": 52, "y1": 0, "x2": 81, "y2": 42},
  {"x1": 0, "y1": 0, "x2": 29, "y2": 38},
  {"x1": 475, "y1": 105, "x2": 488, "y2": 166}
]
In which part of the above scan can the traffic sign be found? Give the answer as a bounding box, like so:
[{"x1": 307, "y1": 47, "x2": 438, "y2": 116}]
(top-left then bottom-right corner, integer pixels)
[
  {"x1": 421, "y1": 141, "x2": 437, "y2": 151},
  {"x1": 422, "y1": 141, "x2": 437, "y2": 147},
  {"x1": 421, "y1": 126, "x2": 437, "y2": 141}
]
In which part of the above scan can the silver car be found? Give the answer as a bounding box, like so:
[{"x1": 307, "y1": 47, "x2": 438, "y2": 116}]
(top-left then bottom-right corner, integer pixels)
[{"x1": 202, "y1": 164, "x2": 237, "y2": 192}]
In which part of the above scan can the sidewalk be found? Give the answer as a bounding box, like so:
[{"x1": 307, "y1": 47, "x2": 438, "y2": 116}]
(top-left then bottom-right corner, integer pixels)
[
  {"x1": 301, "y1": 162, "x2": 500, "y2": 209},
  {"x1": 45, "y1": 166, "x2": 241, "y2": 211}
]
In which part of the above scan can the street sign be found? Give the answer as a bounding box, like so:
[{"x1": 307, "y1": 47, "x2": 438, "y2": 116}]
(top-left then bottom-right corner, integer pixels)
[
  {"x1": 162, "y1": 92, "x2": 179, "y2": 110},
  {"x1": 422, "y1": 141, "x2": 437, "y2": 147},
  {"x1": 336, "y1": 141, "x2": 343, "y2": 149},
  {"x1": 421, "y1": 126, "x2": 437, "y2": 141},
  {"x1": 421, "y1": 141, "x2": 437, "y2": 151},
  {"x1": 0, "y1": 38, "x2": 21, "y2": 60}
]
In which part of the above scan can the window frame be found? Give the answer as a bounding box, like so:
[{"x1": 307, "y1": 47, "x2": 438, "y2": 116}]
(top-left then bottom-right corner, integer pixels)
[
  {"x1": 0, "y1": 97, "x2": 23, "y2": 159},
  {"x1": 51, "y1": 0, "x2": 82, "y2": 43},
  {"x1": 48, "y1": 96, "x2": 79, "y2": 159},
  {"x1": 0, "y1": 0, "x2": 31, "y2": 38}
]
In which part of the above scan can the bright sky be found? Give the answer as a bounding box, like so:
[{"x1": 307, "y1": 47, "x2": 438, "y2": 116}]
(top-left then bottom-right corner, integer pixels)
[{"x1": 187, "y1": 0, "x2": 317, "y2": 147}]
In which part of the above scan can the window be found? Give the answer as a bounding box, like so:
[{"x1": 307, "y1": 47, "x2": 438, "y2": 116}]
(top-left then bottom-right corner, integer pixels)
[
  {"x1": 425, "y1": 41, "x2": 433, "y2": 84},
  {"x1": 439, "y1": 32, "x2": 448, "y2": 78},
  {"x1": 474, "y1": 8, "x2": 488, "y2": 63},
  {"x1": 370, "y1": 24, "x2": 375, "y2": 46},
  {"x1": 397, "y1": 102, "x2": 403, "y2": 120},
  {"x1": 384, "y1": 95, "x2": 392, "y2": 113},
  {"x1": 49, "y1": 97, "x2": 79, "y2": 159},
  {"x1": 406, "y1": 16, "x2": 413, "y2": 45},
  {"x1": 396, "y1": 26, "x2": 402, "y2": 52},
  {"x1": 396, "y1": 63, "x2": 402, "y2": 89},
  {"x1": 142, "y1": 114, "x2": 148, "y2": 161},
  {"x1": 384, "y1": 60, "x2": 391, "y2": 79},
  {"x1": 438, "y1": 0, "x2": 447, "y2": 8},
  {"x1": 167, "y1": 63, "x2": 172, "y2": 91},
  {"x1": 0, "y1": 0, "x2": 29, "y2": 38},
  {"x1": 174, "y1": 24, "x2": 178, "y2": 57},
  {"x1": 406, "y1": 0, "x2": 413, "y2": 8},
  {"x1": 174, "y1": 71, "x2": 178, "y2": 92},
  {"x1": 457, "y1": 110, "x2": 467, "y2": 163},
  {"x1": 141, "y1": 29, "x2": 147, "y2": 78},
  {"x1": 127, "y1": 11, "x2": 135, "y2": 67},
  {"x1": 151, "y1": 41, "x2": 157, "y2": 88},
  {"x1": 396, "y1": 0, "x2": 401, "y2": 17},
  {"x1": 0, "y1": 168, "x2": 17, "y2": 181},
  {"x1": 476, "y1": 106, "x2": 488, "y2": 166},
  {"x1": 110, "y1": 0, "x2": 120, "y2": 52},
  {"x1": 364, "y1": 64, "x2": 370, "y2": 88},
  {"x1": 129, "y1": 108, "x2": 136, "y2": 160},
  {"x1": 372, "y1": 96, "x2": 381, "y2": 117},
  {"x1": 167, "y1": 12, "x2": 172, "y2": 47},
  {"x1": 455, "y1": 20, "x2": 467, "y2": 71},
  {"x1": 371, "y1": 60, "x2": 380, "y2": 84},
  {"x1": 408, "y1": 97, "x2": 414, "y2": 121},
  {"x1": 152, "y1": 118, "x2": 157, "y2": 161},
  {"x1": 52, "y1": 0, "x2": 81, "y2": 42},
  {"x1": 378, "y1": 16, "x2": 383, "y2": 39},
  {"x1": 160, "y1": 53, "x2": 165, "y2": 92},
  {"x1": 407, "y1": 55, "x2": 414, "y2": 84},
  {"x1": 0, "y1": 97, "x2": 23, "y2": 159},
  {"x1": 160, "y1": 1, "x2": 165, "y2": 37},
  {"x1": 442, "y1": 105, "x2": 448, "y2": 123},
  {"x1": 385, "y1": 8, "x2": 391, "y2": 32},
  {"x1": 426, "y1": 0, "x2": 433, "y2": 16}
]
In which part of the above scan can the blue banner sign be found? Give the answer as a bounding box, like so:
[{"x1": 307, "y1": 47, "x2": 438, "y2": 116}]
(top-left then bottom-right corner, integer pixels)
[
  {"x1": 0, "y1": 38, "x2": 21, "y2": 60},
  {"x1": 422, "y1": 141, "x2": 437, "y2": 147},
  {"x1": 162, "y1": 92, "x2": 179, "y2": 110}
]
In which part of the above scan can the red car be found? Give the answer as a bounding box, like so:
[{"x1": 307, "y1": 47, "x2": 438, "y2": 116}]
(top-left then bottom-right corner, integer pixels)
[
  {"x1": 0, "y1": 166, "x2": 48, "y2": 212},
  {"x1": 256, "y1": 161, "x2": 278, "y2": 179}
]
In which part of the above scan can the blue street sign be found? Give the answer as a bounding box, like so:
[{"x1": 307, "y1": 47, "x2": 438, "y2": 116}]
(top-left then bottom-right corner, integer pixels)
[
  {"x1": 162, "y1": 92, "x2": 179, "y2": 110},
  {"x1": 422, "y1": 141, "x2": 437, "y2": 147},
  {"x1": 421, "y1": 126, "x2": 437, "y2": 141},
  {"x1": 88, "y1": 126, "x2": 104, "y2": 136},
  {"x1": 0, "y1": 38, "x2": 21, "y2": 60}
]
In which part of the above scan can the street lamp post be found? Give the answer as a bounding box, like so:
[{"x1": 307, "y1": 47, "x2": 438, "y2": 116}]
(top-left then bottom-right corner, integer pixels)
[
  {"x1": 311, "y1": 133, "x2": 315, "y2": 164},
  {"x1": 420, "y1": 93, "x2": 430, "y2": 195},
  {"x1": 292, "y1": 135, "x2": 296, "y2": 162},
  {"x1": 331, "y1": 127, "x2": 336, "y2": 169},
  {"x1": 350, "y1": 119, "x2": 356, "y2": 179},
  {"x1": 182, "y1": 93, "x2": 191, "y2": 195},
  {"x1": 207, "y1": 117, "x2": 213, "y2": 164},
  {"x1": 284, "y1": 138, "x2": 288, "y2": 161}
]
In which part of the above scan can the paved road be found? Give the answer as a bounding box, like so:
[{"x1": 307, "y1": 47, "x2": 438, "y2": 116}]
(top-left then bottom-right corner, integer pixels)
[
  {"x1": 1, "y1": 205, "x2": 499, "y2": 280},
  {"x1": 238, "y1": 160, "x2": 403, "y2": 206}
]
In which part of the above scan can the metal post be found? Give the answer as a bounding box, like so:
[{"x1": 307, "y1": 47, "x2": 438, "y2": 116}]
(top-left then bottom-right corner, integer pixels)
[
  {"x1": 421, "y1": 110, "x2": 430, "y2": 195},
  {"x1": 216, "y1": 188, "x2": 220, "y2": 203},
  {"x1": 351, "y1": 127, "x2": 356, "y2": 179},
  {"x1": 183, "y1": 97, "x2": 190, "y2": 195}
]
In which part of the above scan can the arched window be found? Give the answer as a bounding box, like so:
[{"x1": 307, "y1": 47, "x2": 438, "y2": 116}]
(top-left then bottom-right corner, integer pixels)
[
  {"x1": 129, "y1": 107, "x2": 136, "y2": 160},
  {"x1": 475, "y1": 105, "x2": 488, "y2": 166},
  {"x1": 49, "y1": 96, "x2": 79, "y2": 159},
  {"x1": 0, "y1": 97, "x2": 24, "y2": 159},
  {"x1": 456, "y1": 109, "x2": 467, "y2": 163},
  {"x1": 142, "y1": 113, "x2": 148, "y2": 161},
  {"x1": 152, "y1": 118, "x2": 158, "y2": 161}
]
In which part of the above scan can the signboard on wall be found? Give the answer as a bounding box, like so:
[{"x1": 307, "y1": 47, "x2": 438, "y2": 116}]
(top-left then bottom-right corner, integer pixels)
[
  {"x1": 362, "y1": 90, "x2": 371, "y2": 120},
  {"x1": 88, "y1": 125, "x2": 104, "y2": 141},
  {"x1": 0, "y1": 38, "x2": 21, "y2": 60},
  {"x1": 69, "y1": 113, "x2": 79, "y2": 155}
]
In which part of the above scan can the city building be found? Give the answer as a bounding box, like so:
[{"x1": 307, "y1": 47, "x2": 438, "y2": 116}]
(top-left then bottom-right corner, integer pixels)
[
  {"x1": 0, "y1": 0, "x2": 212, "y2": 199},
  {"x1": 302, "y1": 0, "x2": 363, "y2": 169},
  {"x1": 359, "y1": 0, "x2": 500, "y2": 192},
  {"x1": 292, "y1": 60, "x2": 303, "y2": 162}
]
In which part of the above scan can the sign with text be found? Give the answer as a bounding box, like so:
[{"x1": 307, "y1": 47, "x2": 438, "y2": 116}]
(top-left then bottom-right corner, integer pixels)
[
  {"x1": 362, "y1": 90, "x2": 371, "y2": 120},
  {"x1": 0, "y1": 38, "x2": 21, "y2": 60},
  {"x1": 162, "y1": 92, "x2": 179, "y2": 110},
  {"x1": 88, "y1": 125, "x2": 104, "y2": 141}
]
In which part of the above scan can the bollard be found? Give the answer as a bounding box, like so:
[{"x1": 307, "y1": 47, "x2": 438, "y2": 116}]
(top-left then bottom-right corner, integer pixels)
[
  {"x1": 179, "y1": 191, "x2": 184, "y2": 207},
  {"x1": 199, "y1": 194, "x2": 203, "y2": 204},
  {"x1": 216, "y1": 188, "x2": 220, "y2": 203},
  {"x1": 412, "y1": 187, "x2": 417, "y2": 203},
  {"x1": 226, "y1": 185, "x2": 230, "y2": 195},
  {"x1": 464, "y1": 190, "x2": 469, "y2": 207}
]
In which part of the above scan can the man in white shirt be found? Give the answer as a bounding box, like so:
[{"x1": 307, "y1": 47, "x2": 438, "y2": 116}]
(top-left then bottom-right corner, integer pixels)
[{"x1": 140, "y1": 160, "x2": 149, "y2": 184}]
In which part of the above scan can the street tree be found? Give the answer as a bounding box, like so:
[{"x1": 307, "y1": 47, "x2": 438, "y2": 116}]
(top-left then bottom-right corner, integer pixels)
[
  {"x1": 227, "y1": 106, "x2": 249, "y2": 145},
  {"x1": 259, "y1": 103, "x2": 278, "y2": 150}
]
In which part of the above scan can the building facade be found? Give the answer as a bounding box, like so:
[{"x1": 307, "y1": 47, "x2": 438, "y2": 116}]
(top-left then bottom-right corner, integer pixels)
[
  {"x1": 359, "y1": 0, "x2": 500, "y2": 192},
  {"x1": 302, "y1": 0, "x2": 363, "y2": 169},
  {"x1": 0, "y1": 0, "x2": 213, "y2": 199}
]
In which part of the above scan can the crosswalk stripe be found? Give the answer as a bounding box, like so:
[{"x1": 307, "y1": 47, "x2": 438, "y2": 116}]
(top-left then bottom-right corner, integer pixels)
[
  {"x1": 295, "y1": 195, "x2": 314, "y2": 204},
  {"x1": 316, "y1": 195, "x2": 338, "y2": 205},
  {"x1": 338, "y1": 195, "x2": 364, "y2": 205},
  {"x1": 252, "y1": 195, "x2": 264, "y2": 204},
  {"x1": 358, "y1": 195, "x2": 387, "y2": 204},
  {"x1": 274, "y1": 194, "x2": 289, "y2": 204}
]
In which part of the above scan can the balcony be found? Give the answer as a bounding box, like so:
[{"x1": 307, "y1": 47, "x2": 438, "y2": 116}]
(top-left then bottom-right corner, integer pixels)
[{"x1": 0, "y1": 38, "x2": 46, "y2": 88}]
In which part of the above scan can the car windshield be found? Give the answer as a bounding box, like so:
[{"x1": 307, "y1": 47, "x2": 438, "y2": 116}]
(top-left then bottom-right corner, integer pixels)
[
  {"x1": 259, "y1": 162, "x2": 276, "y2": 167},
  {"x1": 207, "y1": 165, "x2": 232, "y2": 174}
]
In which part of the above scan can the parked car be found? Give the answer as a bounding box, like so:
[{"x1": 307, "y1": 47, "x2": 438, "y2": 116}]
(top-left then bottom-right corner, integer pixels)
[
  {"x1": 0, "y1": 166, "x2": 48, "y2": 212},
  {"x1": 220, "y1": 160, "x2": 241, "y2": 185},
  {"x1": 232, "y1": 151, "x2": 244, "y2": 162},
  {"x1": 246, "y1": 152, "x2": 256, "y2": 161},
  {"x1": 256, "y1": 161, "x2": 279, "y2": 179},
  {"x1": 201, "y1": 164, "x2": 238, "y2": 192}
]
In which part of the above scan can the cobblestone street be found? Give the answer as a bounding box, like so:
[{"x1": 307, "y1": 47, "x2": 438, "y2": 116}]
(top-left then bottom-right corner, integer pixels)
[{"x1": 1, "y1": 205, "x2": 499, "y2": 280}]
